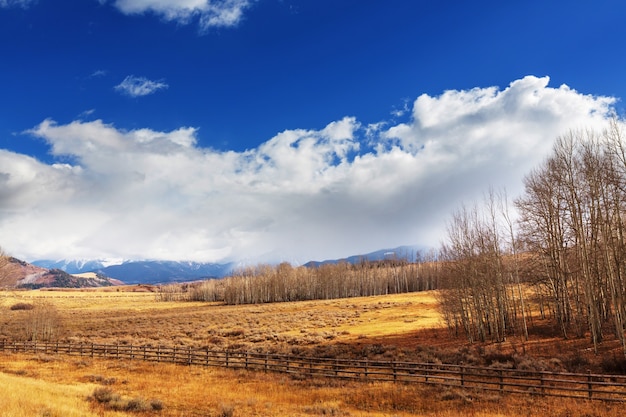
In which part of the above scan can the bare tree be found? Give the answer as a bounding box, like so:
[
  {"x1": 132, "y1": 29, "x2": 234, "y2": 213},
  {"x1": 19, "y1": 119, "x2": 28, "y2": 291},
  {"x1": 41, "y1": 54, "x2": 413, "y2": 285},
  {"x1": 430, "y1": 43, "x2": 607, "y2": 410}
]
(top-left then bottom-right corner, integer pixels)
[
  {"x1": 516, "y1": 124, "x2": 626, "y2": 355},
  {"x1": 0, "y1": 248, "x2": 17, "y2": 288}
]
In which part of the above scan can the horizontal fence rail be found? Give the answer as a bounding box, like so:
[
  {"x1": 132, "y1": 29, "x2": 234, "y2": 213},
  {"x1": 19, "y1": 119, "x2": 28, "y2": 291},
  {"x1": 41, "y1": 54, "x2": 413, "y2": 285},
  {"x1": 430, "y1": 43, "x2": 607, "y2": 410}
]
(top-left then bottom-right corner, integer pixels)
[{"x1": 1, "y1": 339, "x2": 626, "y2": 402}]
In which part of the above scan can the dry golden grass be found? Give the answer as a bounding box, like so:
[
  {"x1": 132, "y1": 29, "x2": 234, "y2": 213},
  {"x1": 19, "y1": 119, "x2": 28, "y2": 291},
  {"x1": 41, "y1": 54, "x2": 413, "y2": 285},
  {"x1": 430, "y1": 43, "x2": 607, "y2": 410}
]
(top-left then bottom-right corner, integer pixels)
[
  {"x1": 0, "y1": 362, "x2": 122, "y2": 417},
  {"x1": 1, "y1": 289, "x2": 626, "y2": 416},
  {"x1": 0, "y1": 289, "x2": 443, "y2": 352}
]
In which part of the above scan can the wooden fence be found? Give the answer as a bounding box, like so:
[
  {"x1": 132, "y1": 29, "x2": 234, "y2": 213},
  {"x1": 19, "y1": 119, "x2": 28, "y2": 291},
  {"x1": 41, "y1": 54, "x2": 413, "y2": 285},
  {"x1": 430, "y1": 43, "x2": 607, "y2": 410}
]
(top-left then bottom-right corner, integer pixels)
[{"x1": 2, "y1": 339, "x2": 626, "y2": 402}]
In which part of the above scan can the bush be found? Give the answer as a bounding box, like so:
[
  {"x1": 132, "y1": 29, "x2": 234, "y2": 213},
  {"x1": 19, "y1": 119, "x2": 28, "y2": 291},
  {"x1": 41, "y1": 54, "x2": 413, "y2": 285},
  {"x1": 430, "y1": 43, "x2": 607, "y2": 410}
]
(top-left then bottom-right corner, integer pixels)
[
  {"x1": 91, "y1": 387, "x2": 118, "y2": 404},
  {"x1": 89, "y1": 387, "x2": 164, "y2": 412},
  {"x1": 150, "y1": 399, "x2": 164, "y2": 411},
  {"x1": 600, "y1": 354, "x2": 626, "y2": 374},
  {"x1": 10, "y1": 302, "x2": 34, "y2": 311},
  {"x1": 124, "y1": 397, "x2": 150, "y2": 412}
]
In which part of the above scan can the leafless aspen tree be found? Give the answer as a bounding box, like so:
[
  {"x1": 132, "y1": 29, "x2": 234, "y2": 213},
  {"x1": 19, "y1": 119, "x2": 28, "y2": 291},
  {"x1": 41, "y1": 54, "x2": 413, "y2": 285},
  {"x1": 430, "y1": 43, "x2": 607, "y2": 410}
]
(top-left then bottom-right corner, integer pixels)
[{"x1": 516, "y1": 123, "x2": 626, "y2": 355}]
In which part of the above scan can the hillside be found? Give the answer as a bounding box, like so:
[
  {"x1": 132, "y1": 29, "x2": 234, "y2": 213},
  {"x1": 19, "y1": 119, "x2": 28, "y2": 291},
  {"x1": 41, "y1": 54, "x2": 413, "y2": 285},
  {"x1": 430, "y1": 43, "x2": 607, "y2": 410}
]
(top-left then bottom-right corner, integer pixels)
[{"x1": 0, "y1": 257, "x2": 123, "y2": 289}]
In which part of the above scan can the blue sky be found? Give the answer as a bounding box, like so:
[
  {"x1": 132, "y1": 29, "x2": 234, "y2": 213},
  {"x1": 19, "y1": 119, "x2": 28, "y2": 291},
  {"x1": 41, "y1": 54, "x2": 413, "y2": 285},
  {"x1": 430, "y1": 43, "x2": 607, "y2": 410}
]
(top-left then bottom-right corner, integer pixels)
[{"x1": 0, "y1": 0, "x2": 625, "y2": 264}]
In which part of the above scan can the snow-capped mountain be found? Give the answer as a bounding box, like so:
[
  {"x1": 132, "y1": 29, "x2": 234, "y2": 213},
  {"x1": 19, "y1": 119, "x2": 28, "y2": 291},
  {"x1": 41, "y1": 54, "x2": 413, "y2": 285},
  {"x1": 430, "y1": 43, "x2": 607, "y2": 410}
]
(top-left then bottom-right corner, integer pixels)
[
  {"x1": 304, "y1": 245, "x2": 427, "y2": 267},
  {"x1": 31, "y1": 259, "x2": 118, "y2": 274},
  {"x1": 32, "y1": 259, "x2": 235, "y2": 285},
  {"x1": 31, "y1": 245, "x2": 429, "y2": 285},
  {"x1": 97, "y1": 260, "x2": 235, "y2": 284}
]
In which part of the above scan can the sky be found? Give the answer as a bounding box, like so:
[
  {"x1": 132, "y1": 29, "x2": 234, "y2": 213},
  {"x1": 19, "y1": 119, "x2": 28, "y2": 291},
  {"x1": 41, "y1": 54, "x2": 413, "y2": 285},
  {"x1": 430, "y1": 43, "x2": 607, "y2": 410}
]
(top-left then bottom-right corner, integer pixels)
[{"x1": 0, "y1": 0, "x2": 625, "y2": 265}]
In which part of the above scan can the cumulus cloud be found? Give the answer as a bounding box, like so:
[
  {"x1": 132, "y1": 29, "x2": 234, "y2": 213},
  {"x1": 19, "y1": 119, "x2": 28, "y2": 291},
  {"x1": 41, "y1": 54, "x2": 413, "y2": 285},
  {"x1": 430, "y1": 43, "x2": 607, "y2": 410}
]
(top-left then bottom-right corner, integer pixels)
[
  {"x1": 109, "y1": 0, "x2": 253, "y2": 30},
  {"x1": 0, "y1": 76, "x2": 618, "y2": 263},
  {"x1": 114, "y1": 75, "x2": 168, "y2": 97}
]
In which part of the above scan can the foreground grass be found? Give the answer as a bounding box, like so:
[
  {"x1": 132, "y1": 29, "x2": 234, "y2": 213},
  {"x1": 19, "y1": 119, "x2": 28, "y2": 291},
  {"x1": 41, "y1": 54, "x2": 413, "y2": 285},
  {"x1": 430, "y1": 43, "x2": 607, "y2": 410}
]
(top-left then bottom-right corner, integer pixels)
[
  {"x1": 1, "y1": 352, "x2": 624, "y2": 417},
  {"x1": 0, "y1": 368, "x2": 118, "y2": 417}
]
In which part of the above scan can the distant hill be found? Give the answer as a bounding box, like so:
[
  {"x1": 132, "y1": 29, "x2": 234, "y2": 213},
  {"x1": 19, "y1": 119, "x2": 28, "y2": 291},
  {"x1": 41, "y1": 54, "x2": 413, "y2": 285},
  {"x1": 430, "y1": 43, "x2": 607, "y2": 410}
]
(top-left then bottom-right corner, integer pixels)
[{"x1": 2, "y1": 257, "x2": 123, "y2": 289}]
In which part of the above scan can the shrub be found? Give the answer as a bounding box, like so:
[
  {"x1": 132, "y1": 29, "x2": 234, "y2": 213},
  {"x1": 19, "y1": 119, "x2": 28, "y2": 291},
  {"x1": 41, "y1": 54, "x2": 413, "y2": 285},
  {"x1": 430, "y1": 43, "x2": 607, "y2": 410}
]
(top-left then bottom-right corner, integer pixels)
[
  {"x1": 222, "y1": 328, "x2": 245, "y2": 337},
  {"x1": 10, "y1": 302, "x2": 34, "y2": 311},
  {"x1": 600, "y1": 354, "x2": 626, "y2": 374},
  {"x1": 89, "y1": 387, "x2": 163, "y2": 412},
  {"x1": 91, "y1": 387, "x2": 118, "y2": 404},
  {"x1": 483, "y1": 351, "x2": 514, "y2": 367},
  {"x1": 562, "y1": 351, "x2": 590, "y2": 372},
  {"x1": 86, "y1": 374, "x2": 116, "y2": 385},
  {"x1": 150, "y1": 399, "x2": 164, "y2": 411},
  {"x1": 124, "y1": 397, "x2": 150, "y2": 412}
]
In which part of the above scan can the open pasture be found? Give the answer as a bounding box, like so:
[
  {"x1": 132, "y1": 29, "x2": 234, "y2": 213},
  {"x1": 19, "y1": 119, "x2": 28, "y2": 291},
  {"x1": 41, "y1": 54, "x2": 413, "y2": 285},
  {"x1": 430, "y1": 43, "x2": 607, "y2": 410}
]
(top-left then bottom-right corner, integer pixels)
[
  {"x1": 1, "y1": 289, "x2": 626, "y2": 416},
  {"x1": 0, "y1": 289, "x2": 442, "y2": 354}
]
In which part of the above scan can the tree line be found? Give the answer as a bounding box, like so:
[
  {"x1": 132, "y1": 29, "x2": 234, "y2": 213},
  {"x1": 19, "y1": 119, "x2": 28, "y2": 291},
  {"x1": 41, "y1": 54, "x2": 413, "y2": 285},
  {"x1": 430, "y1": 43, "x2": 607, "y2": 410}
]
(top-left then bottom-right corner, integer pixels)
[
  {"x1": 157, "y1": 256, "x2": 441, "y2": 304},
  {"x1": 438, "y1": 120, "x2": 626, "y2": 354}
]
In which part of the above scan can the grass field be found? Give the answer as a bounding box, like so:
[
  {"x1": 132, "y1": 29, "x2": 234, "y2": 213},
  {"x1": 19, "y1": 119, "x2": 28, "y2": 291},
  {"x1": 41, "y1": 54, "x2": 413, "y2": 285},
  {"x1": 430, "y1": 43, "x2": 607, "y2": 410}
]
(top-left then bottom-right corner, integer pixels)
[
  {"x1": 0, "y1": 290, "x2": 443, "y2": 352},
  {"x1": 1, "y1": 288, "x2": 625, "y2": 416}
]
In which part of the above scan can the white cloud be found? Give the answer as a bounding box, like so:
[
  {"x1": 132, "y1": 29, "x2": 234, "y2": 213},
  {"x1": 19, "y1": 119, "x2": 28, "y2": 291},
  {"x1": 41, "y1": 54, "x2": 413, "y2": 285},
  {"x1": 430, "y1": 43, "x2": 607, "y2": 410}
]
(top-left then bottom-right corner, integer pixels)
[
  {"x1": 0, "y1": 0, "x2": 36, "y2": 8},
  {"x1": 114, "y1": 75, "x2": 168, "y2": 97},
  {"x1": 0, "y1": 76, "x2": 618, "y2": 263},
  {"x1": 109, "y1": 0, "x2": 253, "y2": 30},
  {"x1": 90, "y1": 70, "x2": 107, "y2": 78}
]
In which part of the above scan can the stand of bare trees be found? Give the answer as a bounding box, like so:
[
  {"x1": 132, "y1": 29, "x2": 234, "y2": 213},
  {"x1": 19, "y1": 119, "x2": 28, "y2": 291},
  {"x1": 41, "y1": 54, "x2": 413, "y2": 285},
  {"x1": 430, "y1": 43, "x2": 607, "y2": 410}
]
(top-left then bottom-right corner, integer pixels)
[
  {"x1": 438, "y1": 192, "x2": 528, "y2": 343},
  {"x1": 439, "y1": 120, "x2": 626, "y2": 355},
  {"x1": 516, "y1": 122, "x2": 626, "y2": 353},
  {"x1": 157, "y1": 255, "x2": 441, "y2": 305}
]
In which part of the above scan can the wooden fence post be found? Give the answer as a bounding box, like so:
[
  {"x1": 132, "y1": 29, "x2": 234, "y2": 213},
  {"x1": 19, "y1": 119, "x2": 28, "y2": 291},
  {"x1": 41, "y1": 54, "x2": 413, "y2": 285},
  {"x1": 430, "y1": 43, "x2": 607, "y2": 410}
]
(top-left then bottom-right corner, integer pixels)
[
  {"x1": 499, "y1": 370, "x2": 504, "y2": 393},
  {"x1": 588, "y1": 372, "x2": 593, "y2": 399},
  {"x1": 460, "y1": 366, "x2": 465, "y2": 386},
  {"x1": 264, "y1": 353, "x2": 268, "y2": 373}
]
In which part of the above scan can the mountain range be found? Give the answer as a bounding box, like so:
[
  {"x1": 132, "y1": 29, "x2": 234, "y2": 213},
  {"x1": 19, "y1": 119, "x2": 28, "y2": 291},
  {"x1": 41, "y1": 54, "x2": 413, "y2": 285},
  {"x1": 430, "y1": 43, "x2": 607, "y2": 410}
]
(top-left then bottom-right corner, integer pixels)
[
  {"x1": 30, "y1": 245, "x2": 425, "y2": 285},
  {"x1": 1, "y1": 257, "x2": 123, "y2": 289}
]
